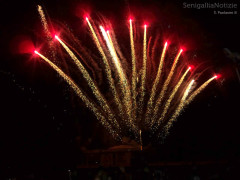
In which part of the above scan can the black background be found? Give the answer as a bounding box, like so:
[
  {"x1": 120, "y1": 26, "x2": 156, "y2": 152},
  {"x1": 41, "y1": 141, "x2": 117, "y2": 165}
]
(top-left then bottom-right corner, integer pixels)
[{"x1": 0, "y1": 0, "x2": 240, "y2": 178}]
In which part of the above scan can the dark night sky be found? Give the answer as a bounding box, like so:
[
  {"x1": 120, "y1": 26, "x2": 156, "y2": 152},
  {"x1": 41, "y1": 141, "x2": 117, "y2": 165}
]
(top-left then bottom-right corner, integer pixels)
[{"x1": 0, "y1": 0, "x2": 240, "y2": 175}]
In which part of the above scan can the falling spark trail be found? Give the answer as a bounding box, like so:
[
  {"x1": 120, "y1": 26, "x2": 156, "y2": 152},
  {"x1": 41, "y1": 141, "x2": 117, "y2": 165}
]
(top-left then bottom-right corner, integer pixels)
[
  {"x1": 139, "y1": 24, "x2": 147, "y2": 118},
  {"x1": 34, "y1": 51, "x2": 120, "y2": 138},
  {"x1": 55, "y1": 35, "x2": 120, "y2": 130},
  {"x1": 154, "y1": 67, "x2": 191, "y2": 128},
  {"x1": 37, "y1": 5, "x2": 56, "y2": 61},
  {"x1": 163, "y1": 79, "x2": 195, "y2": 133},
  {"x1": 99, "y1": 26, "x2": 124, "y2": 81},
  {"x1": 129, "y1": 19, "x2": 137, "y2": 121},
  {"x1": 37, "y1": 5, "x2": 51, "y2": 41},
  {"x1": 146, "y1": 42, "x2": 168, "y2": 124},
  {"x1": 139, "y1": 129, "x2": 143, "y2": 151},
  {"x1": 99, "y1": 26, "x2": 136, "y2": 132},
  {"x1": 86, "y1": 18, "x2": 124, "y2": 121},
  {"x1": 185, "y1": 76, "x2": 217, "y2": 106},
  {"x1": 106, "y1": 31, "x2": 116, "y2": 55},
  {"x1": 151, "y1": 49, "x2": 183, "y2": 125}
]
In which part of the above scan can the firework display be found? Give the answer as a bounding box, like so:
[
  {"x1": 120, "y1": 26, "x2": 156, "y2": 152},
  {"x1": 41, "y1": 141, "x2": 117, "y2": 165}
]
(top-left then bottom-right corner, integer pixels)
[{"x1": 33, "y1": 5, "x2": 219, "y2": 142}]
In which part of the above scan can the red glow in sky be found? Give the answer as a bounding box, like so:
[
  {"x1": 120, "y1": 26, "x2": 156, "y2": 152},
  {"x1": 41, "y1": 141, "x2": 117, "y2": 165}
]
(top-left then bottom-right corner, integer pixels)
[
  {"x1": 164, "y1": 41, "x2": 168, "y2": 47},
  {"x1": 214, "y1": 74, "x2": 221, "y2": 79},
  {"x1": 54, "y1": 35, "x2": 59, "y2": 39},
  {"x1": 188, "y1": 65, "x2": 194, "y2": 71},
  {"x1": 10, "y1": 35, "x2": 35, "y2": 54},
  {"x1": 74, "y1": 3, "x2": 91, "y2": 19},
  {"x1": 129, "y1": 17, "x2": 133, "y2": 22}
]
